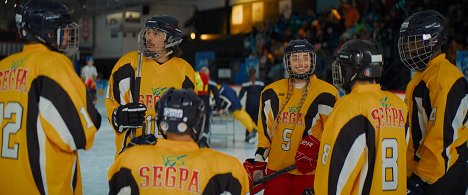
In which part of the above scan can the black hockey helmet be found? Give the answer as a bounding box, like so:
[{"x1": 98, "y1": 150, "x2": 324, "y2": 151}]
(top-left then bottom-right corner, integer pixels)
[
  {"x1": 16, "y1": 0, "x2": 79, "y2": 55},
  {"x1": 332, "y1": 39, "x2": 383, "y2": 93},
  {"x1": 283, "y1": 39, "x2": 316, "y2": 80},
  {"x1": 138, "y1": 15, "x2": 182, "y2": 59},
  {"x1": 398, "y1": 10, "x2": 447, "y2": 71},
  {"x1": 156, "y1": 88, "x2": 205, "y2": 142}
]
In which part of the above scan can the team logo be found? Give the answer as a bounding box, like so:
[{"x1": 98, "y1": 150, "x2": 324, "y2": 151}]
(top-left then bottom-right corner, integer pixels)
[{"x1": 363, "y1": 68, "x2": 372, "y2": 77}]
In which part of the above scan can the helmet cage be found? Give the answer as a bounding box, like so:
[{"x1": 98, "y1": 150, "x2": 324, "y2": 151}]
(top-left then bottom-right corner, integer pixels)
[
  {"x1": 57, "y1": 22, "x2": 79, "y2": 56},
  {"x1": 283, "y1": 50, "x2": 316, "y2": 80},
  {"x1": 138, "y1": 18, "x2": 182, "y2": 59},
  {"x1": 16, "y1": 1, "x2": 79, "y2": 56},
  {"x1": 398, "y1": 33, "x2": 438, "y2": 71},
  {"x1": 332, "y1": 47, "x2": 383, "y2": 93}
]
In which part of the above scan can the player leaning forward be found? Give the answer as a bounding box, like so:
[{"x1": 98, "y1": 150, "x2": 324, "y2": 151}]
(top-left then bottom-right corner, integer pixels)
[
  {"x1": 314, "y1": 39, "x2": 408, "y2": 194},
  {"x1": 108, "y1": 88, "x2": 250, "y2": 194},
  {"x1": 244, "y1": 39, "x2": 338, "y2": 194},
  {"x1": 106, "y1": 15, "x2": 196, "y2": 157},
  {"x1": 0, "y1": 0, "x2": 101, "y2": 194}
]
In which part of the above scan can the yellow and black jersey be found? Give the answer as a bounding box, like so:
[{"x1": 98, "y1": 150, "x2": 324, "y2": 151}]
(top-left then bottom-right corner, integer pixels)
[
  {"x1": 105, "y1": 51, "x2": 196, "y2": 157},
  {"x1": 405, "y1": 54, "x2": 468, "y2": 184},
  {"x1": 315, "y1": 84, "x2": 408, "y2": 195},
  {"x1": 0, "y1": 44, "x2": 101, "y2": 194},
  {"x1": 108, "y1": 139, "x2": 250, "y2": 195},
  {"x1": 257, "y1": 75, "x2": 338, "y2": 175}
]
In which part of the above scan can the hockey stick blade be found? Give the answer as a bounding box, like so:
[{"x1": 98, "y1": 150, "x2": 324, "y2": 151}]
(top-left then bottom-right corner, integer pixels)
[{"x1": 253, "y1": 164, "x2": 296, "y2": 186}]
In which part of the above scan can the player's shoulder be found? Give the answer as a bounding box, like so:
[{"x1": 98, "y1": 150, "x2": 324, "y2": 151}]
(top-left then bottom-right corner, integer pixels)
[
  {"x1": 171, "y1": 57, "x2": 193, "y2": 67},
  {"x1": 115, "y1": 145, "x2": 155, "y2": 163},
  {"x1": 263, "y1": 79, "x2": 288, "y2": 92},
  {"x1": 114, "y1": 51, "x2": 139, "y2": 68},
  {"x1": 311, "y1": 76, "x2": 338, "y2": 94},
  {"x1": 199, "y1": 148, "x2": 241, "y2": 165}
]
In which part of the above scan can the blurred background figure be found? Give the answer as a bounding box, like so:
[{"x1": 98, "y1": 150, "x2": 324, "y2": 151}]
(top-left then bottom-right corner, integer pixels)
[
  {"x1": 239, "y1": 68, "x2": 264, "y2": 143},
  {"x1": 81, "y1": 55, "x2": 98, "y2": 103},
  {"x1": 195, "y1": 66, "x2": 222, "y2": 147},
  {"x1": 216, "y1": 83, "x2": 258, "y2": 144}
]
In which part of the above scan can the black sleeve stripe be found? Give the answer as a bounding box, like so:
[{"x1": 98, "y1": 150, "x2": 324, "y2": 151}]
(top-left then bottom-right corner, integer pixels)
[
  {"x1": 72, "y1": 161, "x2": 78, "y2": 192},
  {"x1": 37, "y1": 76, "x2": 87, "y2": 149},
  {"x1": 328, "y1": 115, "x2": 376, "y2": 195},
  {"x1": 202, "y1": 173, "x2": 242, "y2": 195},
  {"x1": 27, "y1": 80, "x2": 45, "y2": 195},
  {"x1": 86, "y1": 89, "x2": 101, "y2": 130},
  {"x1": 260, "y1": 88, "x2": 279, "y2": 144},
  {"x1": 108, "y1": 168, "x2": 139, "y2": 195},
  {"x1": 410, "y1": 82, "x2": 431, "y2": 158},
  {"x1": 183, "y1": 76, "x2": 195, "y2": 89},
  {"x1": 443, "y1": 78, "x2": 468, "y2": 168},
  {"x1": 302, "y1": 93, "x2": 336, "y2": 138},
  {"x1": 112, "y1": 64, "x2": 135, "y2": 105}
]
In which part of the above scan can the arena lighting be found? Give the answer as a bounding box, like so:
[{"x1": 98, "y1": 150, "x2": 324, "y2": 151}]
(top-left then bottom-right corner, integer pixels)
[
  {"x1": 190, "y1": 32, "x2": 196, "y2": 40},
  {"x1": 4, "y1": 0, "x2": 7, "y2": 4},
  {"x1": 331, "y1": 8, "x2": 341, "y2": 20},
  {"x1": 200, "y1": 34, "x2": 208, "y2": 40},
  {"x1": 199, "y1": 34, "x2": 224, "y2": 40}
]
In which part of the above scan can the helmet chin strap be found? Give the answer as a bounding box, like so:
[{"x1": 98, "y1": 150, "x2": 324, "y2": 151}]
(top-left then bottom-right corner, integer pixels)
[{"x1": 144, "y1": 49, "x2": 173, "y2": 59}]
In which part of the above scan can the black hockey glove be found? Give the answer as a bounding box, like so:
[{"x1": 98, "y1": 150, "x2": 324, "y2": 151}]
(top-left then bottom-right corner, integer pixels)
[
  {"x1": 303, "y1": 188, "x2": 314, "y2": 195},
  {"x1": 127, "y1": 134, "x2": 157, "y2": 148},
  {"x1": 407, "y1": 174, "x2": 424, "y2": 195},
  {"x1": 112, "y1": 103, "x2": 147, "y2": 133}
]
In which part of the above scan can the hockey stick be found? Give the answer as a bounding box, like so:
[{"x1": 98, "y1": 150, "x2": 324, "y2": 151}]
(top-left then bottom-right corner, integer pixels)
[
  {"x1": 131, "y1": 51, "x2": 143, "y2": 138},
  {"x1": 253, "y1": 164, "x2": 296, "y2": 186}
]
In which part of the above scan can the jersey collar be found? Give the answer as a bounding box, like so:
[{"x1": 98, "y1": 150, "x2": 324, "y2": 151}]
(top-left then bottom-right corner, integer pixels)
[
  {"x1": 351, "y1": 83, "x2": 381, "y2": 94},
  {"x1": 427, "y1": 53, "x2": 446, "y2": 69},
  {"x1": 157, "y1": 139, "x2": 200, "y2": 152},
  {"x1": 23, "y1": 43, "x2": 50, "y2": 53}
]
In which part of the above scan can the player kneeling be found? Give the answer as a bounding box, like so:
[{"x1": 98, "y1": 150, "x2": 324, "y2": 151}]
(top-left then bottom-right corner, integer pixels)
[{"x1": 108, "y1": 88, "x2": 249, "y2": 194}]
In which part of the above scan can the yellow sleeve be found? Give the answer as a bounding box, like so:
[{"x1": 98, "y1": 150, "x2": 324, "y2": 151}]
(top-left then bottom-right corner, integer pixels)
[{"x1": 39, "y1": 53, "x2": 100, "y2": 151}]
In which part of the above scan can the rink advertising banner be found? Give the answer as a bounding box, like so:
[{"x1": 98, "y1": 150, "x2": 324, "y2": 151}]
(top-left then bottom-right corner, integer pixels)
[{"x1": 80, "y1": 16, "x2": 94, "y2": 49}]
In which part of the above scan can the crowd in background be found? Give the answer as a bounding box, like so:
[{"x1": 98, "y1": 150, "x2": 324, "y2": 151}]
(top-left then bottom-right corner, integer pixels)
[{"x1": 242, "y1": 0, "x2": 468, "y2": 90}]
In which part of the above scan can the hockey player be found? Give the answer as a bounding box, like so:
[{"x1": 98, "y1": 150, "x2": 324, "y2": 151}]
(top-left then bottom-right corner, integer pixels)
[
  {"x1": 398, "y1": 10, "x2": 468, "y2": 194},
  {"x1": 0, "y1": 1, "x2": 101, "y2": 194},
  {"x1": 108, "y1": 88, "x2": 250, "y2": 194},
  {"x1": 314, "y1": 39, "x2": 408, "y2": 194},
  {"x1": 218, "y1": 83, "x2": 258, "y2": 143},
  {"x1": 106, "y1": 15, "x2": 196, "y2": 157},
  {"x1": 239, "y1": 68, "x2": 265, "y2": 143},
  {"x1": 81, "y1": 56, "x2": 98, "y2": 103},
  {"x1": 244, "y1": 39, "x2": 338, "y2": 194},
  {"x1": 195, "y1": 66, "x2": 222, "y2": 147}
]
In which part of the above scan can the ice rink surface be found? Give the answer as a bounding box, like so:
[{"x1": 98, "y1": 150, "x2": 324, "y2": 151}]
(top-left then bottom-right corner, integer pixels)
[{"x1": 79, "y1": 100, "x2": 256, "y2": 194}]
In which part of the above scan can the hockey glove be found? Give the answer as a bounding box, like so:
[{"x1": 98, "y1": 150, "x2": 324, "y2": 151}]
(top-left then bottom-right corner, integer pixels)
[
  {"x1": 243, "y1": 158, "x2": 267, "y2": 194},
  {"x1": 407, "y1": 174, "x2": 424, "y2": 195},
  {"x1": 295, "y1": 135, "x2": 320, "y2": 174},
  {"x1": 127, "y1": 134, "x2": 157, "y2": 148},
  {"x1": 112, "y1": 103, "x2": 147, "y2": 133}
]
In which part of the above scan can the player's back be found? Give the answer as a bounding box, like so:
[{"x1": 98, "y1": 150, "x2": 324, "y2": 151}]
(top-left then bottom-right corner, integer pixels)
[
  {"x1": 316, "y1": 84, "x2": 407, "y2": 194},
  {"x1": 108, "y1": 139, "x2": 249, "y2": 195},
  {"x1": 0, "y1": 44, "x2": 96, "y2": 194}
]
